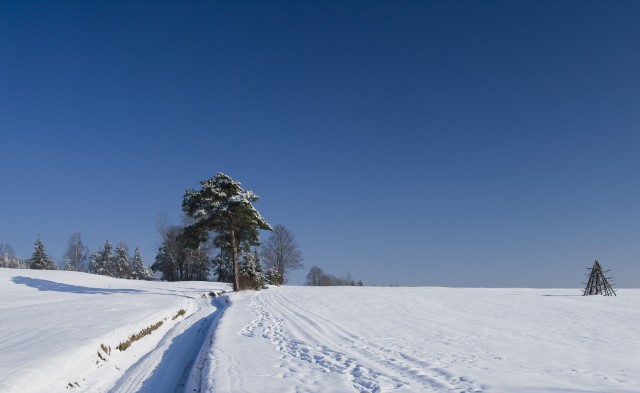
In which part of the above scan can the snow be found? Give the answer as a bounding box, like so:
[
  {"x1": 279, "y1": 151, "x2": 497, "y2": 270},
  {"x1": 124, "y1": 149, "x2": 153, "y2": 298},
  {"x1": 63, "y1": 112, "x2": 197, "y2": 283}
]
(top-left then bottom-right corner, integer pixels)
[
  {"x1": 206, "y1": 287, "x2": 640, "y2": 393},
  {"x1": 2, "y1": 268, "x2": 640, "y2": 393},
  {"x1": 0, "y1": 268, "x2": 229, "y2": 393}
]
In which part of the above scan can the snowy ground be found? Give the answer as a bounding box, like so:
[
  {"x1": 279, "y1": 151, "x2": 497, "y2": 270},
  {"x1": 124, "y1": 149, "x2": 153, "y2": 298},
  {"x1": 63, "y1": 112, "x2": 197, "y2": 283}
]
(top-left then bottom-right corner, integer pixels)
[
  {"x1": 0, "y1": 269, "x2": 229, "y2": 393},
  {"x1": 2, "y1": 268, "x2": 640, "y2": 393}
]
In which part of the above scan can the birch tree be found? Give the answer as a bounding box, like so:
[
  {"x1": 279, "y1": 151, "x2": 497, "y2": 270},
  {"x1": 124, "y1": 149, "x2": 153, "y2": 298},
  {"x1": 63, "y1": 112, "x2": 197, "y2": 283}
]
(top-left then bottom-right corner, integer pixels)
[{"x1": 63, "y1": 232, "x2": 89, "y2": 272}]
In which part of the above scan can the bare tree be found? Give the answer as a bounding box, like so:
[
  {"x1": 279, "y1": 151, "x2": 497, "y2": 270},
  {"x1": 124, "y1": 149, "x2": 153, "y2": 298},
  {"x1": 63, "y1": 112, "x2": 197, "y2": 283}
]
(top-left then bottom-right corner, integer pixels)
[
  {"x1": 152, "y1": 217, "x2": 214, "y2": 282},
  {"x1": 305, "y1": 266, "x2": 325, "y2": 286},
  {"x1": 261, "y1": 225, "x2": 303, "y2": 285},
  {"x1": 0, "y1": 243, "x2": 26, "y2": 269},
  {"x1": 63, "y1": 232, "x2": 89, "y2": 272},
  {"x1": 305, "y1": 265, "x2": 362, "y2": 286}
]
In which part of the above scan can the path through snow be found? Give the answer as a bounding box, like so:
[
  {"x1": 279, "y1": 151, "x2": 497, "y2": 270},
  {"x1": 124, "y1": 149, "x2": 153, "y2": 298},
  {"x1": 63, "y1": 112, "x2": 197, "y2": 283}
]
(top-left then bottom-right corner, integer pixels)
[{"x1": 108, "y1": 295, "x2": 229, "y2": 393}]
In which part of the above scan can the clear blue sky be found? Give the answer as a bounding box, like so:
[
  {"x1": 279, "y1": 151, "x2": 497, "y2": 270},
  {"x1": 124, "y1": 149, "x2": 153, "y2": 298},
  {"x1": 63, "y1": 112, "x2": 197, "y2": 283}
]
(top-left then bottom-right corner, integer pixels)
[{"x1": 2, "y1": 1, "x2": 639, "y2": 287}]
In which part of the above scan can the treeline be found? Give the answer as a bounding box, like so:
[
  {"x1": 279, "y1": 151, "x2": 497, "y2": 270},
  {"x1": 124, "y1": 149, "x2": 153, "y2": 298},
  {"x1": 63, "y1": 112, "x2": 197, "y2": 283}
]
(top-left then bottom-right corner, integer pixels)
[
  {"x1": 2, "y1": 173, "x2": 310, "y2": 290},
  {"x1": 305, "y1": 266, "x2": 363, "y2": 287},
  {"x1": 151, "y1": 221, "x2": 219, "y2": 282},
  {"x1": 0, "y1": 235, "x2": 153, "y2": 281},
  {"x1": 89, "y1": 240, "x2": 154, "y2": 280},
  {"x1": 150, "y1": 220, "x2": 301, "y2": 289}
]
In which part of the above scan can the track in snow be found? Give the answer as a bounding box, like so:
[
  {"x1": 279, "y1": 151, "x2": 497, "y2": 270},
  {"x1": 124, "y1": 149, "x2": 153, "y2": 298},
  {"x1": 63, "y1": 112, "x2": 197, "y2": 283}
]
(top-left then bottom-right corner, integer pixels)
[
  {"x1": 108, "y1": 295, "x2": 229, "y2": 393},
  {"x1": 242, "y1": 290, "x2": 483, "y2": 393}
]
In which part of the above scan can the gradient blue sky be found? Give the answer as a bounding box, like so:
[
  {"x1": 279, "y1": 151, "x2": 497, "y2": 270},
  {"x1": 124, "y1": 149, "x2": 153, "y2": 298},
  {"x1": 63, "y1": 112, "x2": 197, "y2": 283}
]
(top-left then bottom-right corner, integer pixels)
[{"x1": 2, "y1": 1, "x2": 639, "y2": 287}]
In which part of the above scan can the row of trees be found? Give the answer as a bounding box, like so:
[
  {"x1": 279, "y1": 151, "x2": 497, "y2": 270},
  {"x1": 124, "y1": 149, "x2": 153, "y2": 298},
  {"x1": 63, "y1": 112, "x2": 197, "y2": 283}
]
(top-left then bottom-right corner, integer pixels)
[
  {"x1": 2, "y1": 236, "x2": 153, "y2": 281},
  {"x1": 151, "y1": 221, "x2": 213, "y2": 282},
  {"x1": 305, "y1": 266, "x2": 363, "y2": 286},
  {"x1": 151, "y1": 220, "x2": 303, "y2": 284},
  {"x1": 0, "y1": 243, "x2": 27, "y2": 269},
  {"x1": 2, "y1": 233, "x2": 103, "y2": 272},
  {"x1": 1, "y1": 233, "x2": 93, "y2": 272},
  {"x1": 2, "y1": 174, "x2": 307, "y2": 290},
  {"x1": 89, "y1": 240, "x2": 154, "y2": 280}
]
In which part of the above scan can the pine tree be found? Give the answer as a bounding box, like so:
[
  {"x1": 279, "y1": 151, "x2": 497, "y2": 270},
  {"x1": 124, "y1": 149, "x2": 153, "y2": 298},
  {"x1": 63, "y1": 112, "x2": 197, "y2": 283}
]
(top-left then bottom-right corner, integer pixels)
[
  {"x1": 101, "y1": 240, "x2": 114, "y2": 277},
  {"x1": 265, "y1": 267, "x2": 282, "y2": 286},
  {"x1": 182, "y1": 172, "x2": 272, "y2": 291},
  {"x1": 88, "y1": 250, "x2": 104, "y2": 275},
  {"x1": 239, "y1": 249, "x2": 264, "y2": 290},
  {"x1": 89, "y1": 240, "x2": 114, "y2": 277},
  {"x1": 63, "y1": 257, "x2": 73, "y2": 271},
  {"x1": 130, "y1": 247, "x2": 153, "y2": 280},
  {"x1": 113, "y1": 242, "x2": 131, "y2": 279},
  {"x1": 29, "y1": 237, "x2": 55, "y2": 270}
]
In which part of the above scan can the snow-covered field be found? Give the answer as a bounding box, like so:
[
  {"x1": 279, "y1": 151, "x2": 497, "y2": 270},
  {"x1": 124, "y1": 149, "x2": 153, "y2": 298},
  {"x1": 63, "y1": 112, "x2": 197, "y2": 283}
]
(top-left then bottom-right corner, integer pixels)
[
  {"x1": 2, "y1": 268, "x2": 639, "y2": 393},
  {"x1": 0, "y1": 269, "x2": 229, "y2": 393}
]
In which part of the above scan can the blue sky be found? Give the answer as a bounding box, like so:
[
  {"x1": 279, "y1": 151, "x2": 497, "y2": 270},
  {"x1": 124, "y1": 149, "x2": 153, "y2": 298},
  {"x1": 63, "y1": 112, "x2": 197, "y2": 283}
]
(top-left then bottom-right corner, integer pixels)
[{"x1": 1, "y1": 1, "x2": 639, "y2": 287}]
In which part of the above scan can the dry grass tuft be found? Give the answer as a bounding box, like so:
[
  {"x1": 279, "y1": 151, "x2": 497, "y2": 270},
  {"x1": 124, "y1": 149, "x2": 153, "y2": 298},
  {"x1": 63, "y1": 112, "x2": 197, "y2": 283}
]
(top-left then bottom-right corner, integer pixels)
[
  {"x1": 100, "y1": 343, "x2": 111, "y2": 355},
  {"x1": 172, "y1": 309, "x2": 186, "y2": 320},
  {"x1": 116, "y1": 321, "x2": 164, "y2": 351}
]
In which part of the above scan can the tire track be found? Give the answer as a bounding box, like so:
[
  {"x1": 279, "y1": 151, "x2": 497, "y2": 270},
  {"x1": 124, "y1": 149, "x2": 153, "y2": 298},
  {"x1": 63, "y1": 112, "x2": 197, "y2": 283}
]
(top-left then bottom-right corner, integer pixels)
[{"x1": 109, "y1": 295, "x2": 228, "y2": 393}]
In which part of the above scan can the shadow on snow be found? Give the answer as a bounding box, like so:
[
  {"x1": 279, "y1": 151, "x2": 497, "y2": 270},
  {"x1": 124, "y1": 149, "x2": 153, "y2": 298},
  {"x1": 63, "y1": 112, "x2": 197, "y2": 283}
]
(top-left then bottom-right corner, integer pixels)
[{"x1": 11, "y1": 276, "x2": 146, "y2": 295}]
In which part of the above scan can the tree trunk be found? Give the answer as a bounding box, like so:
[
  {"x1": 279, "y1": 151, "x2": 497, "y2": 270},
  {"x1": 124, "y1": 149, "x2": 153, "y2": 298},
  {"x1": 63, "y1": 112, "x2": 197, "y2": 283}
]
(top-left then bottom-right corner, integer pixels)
[
  {"x1": 278, "y1": 262, "x2": 284, "y2": 286},
  {"x1": 231, "y1": 227, "x2": 240, "y2": 291}
]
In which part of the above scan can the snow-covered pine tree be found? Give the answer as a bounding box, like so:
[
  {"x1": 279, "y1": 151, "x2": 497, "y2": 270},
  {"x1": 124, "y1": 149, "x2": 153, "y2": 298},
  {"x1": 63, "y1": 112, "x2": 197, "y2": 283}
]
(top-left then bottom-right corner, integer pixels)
[
  {"x1": 182, "y1": 172, "x2": 272, "y2": 291},
  {"x1": 129, "y1": 247, "x2": 153, "y2": 280},
  {"x1": 239, "y1": 249, "x2": 264, "y2": 290},
  {"x1": 29, "y1": 237, "x2": 55, "y2": 270},
  {"x1": 113, "y1": 242, "x2": 131, "y2": 279},
  {"x1": 101, "y1": 240, "x2": 114, "y2": 277},
  {"x1": 152, "y1": 237, "x2": 178, "y2": 281},
  {"x1": 254, "y1": 250, "x2": 264, "y2": 288},
  {"x1": 63, "y1": 257, "x2": 73, "y2": 271},
  {"x1": 89, "y1": 240, "x2": 114, "y2": 276},
  {"x1": 88, "y1": 250, "x2": 103, "y2": 275},
  {"x1": 264, "y1": 267, "x2": 282, "y2": 286}
]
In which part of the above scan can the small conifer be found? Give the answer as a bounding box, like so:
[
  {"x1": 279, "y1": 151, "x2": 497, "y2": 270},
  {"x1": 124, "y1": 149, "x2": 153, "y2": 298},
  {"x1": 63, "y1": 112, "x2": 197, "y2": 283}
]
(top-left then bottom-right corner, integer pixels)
[{"x1": 29, "y1": 237, "x2": 55, "y2": 270}]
